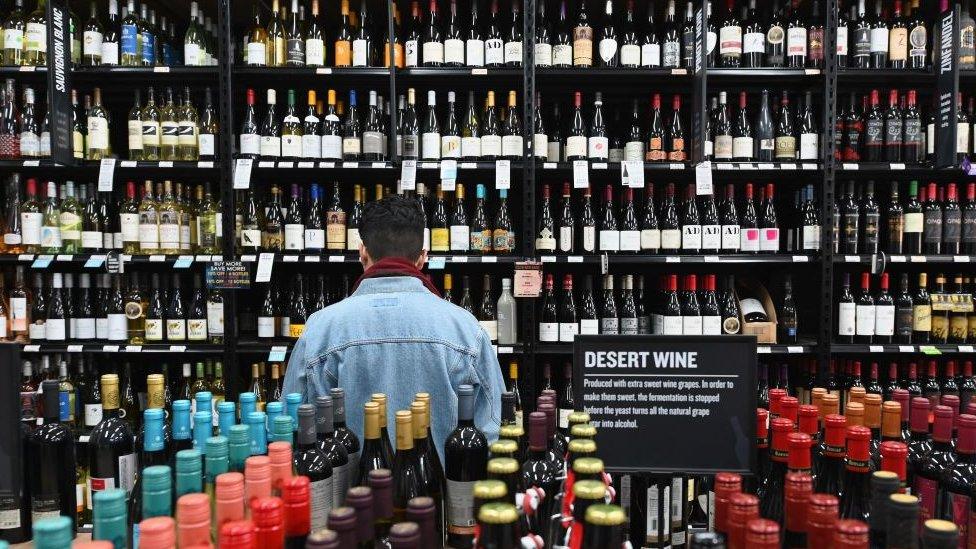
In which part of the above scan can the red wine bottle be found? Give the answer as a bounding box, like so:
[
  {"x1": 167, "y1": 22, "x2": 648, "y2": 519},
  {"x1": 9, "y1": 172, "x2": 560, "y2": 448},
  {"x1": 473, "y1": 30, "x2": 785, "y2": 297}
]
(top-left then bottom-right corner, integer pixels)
[
  {"x1": 915, "y1": 405, "x2": 956, "y2": 524},
  {"x1": 444, "y1": 385, "x2": 487, "y2": 547},
  {"x1": 863, "y1": 90, "x2": 884, "y2": 162},
  {"x1": 839, "y1": 425, "x2": 872, "y2": 521}
]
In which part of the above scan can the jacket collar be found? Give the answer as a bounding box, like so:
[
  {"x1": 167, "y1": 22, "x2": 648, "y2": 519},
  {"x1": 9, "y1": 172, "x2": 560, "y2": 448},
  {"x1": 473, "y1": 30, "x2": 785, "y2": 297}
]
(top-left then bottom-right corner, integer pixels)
[{"x1": 351, "y1": 276, "x2": 431, "y2": 296}]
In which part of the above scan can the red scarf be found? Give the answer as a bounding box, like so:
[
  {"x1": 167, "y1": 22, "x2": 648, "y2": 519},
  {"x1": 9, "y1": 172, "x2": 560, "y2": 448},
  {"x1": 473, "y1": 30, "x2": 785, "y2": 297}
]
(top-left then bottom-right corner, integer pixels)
[{"x1": 352, "y1": 257, "x2": 441, "y2": 297}]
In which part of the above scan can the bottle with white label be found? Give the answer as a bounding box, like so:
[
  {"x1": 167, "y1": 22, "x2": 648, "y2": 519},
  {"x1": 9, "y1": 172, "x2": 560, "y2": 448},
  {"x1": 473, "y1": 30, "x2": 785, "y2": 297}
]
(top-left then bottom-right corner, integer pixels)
[
  {"x1": 260, "y1": 89, "x2": 282, "y2": 159},
  {"x1": 874, "y1": 272, "x2": 895, "y2": 344},
  {"x1": 422, "y1": 90, "x2": 441, "y2": 160},
  {"x1": 855, "y1": 271, "x2": 876, "y2": 344},
  {"x1": 239, "y1": 89, "x2": 261, "y2": 158},
  {"x1": 539, "y1": 274, "x2": 559, "y2": 342}
]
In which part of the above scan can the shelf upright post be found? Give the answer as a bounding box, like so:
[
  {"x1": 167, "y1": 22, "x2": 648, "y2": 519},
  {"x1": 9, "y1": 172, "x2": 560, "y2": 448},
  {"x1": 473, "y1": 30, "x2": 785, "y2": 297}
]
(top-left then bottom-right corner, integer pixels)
[
  {"x1": 522, "y1": 0, "x2": 537, "y2": 409},
  {"x1": 217, "y1": 0, "x2": 240, "y2": 399},
  {"x1": 691, "y1": 0, "x2": 707, "y2": 163},
  {"x1": 935, "y1": 4, "x2": 962, "y2": 168},
  {"x1": 388, "y1": 0, "x2": 399, "y2": 160},
  {"x1": 820, "y1": 0, "x2": 840, "y2": 377},
  {"x1": 44, "y1": 0, "x2": 73, "y2": 165}
]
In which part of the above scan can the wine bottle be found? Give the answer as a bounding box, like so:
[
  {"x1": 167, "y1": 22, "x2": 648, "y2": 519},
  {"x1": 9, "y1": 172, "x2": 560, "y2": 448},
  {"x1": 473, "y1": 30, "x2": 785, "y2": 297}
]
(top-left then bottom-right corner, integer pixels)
[{"x1": 445, "y1": 385, "x2": 487, "y2": 547}]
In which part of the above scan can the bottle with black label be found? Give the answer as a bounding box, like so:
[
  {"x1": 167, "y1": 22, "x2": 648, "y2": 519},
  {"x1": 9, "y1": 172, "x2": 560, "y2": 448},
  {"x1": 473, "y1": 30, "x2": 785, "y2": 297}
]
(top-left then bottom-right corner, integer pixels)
[
  {"x1": 778, "y1": 275, "x2": 798, "y2": 343},
  {"x1": 964, "y1": 183, "x2": 976, "y2": 254},
  {"x1": 923, "y1": 182, "x2": 942, "y2": 255},
  {"x1": 720, "y1": 275, "x2": 741, "y2": 335},
  {"x1": 620, "y1": 275, "x2": 639, "y2": 335},
  {"x1": 863, "y1": 89, "x2": 884, "y2": 162},
  {"x1": 903, "y1": 90, "x2": 924, "y2": 163},
  {"x1": 599, "y1": 275, "x2": 619, "y2": 335},
  {"x1": 842, "y1": 180, "x2": 860, "y2": 253},
  {"x1": 943, "y1": 183, "x2": 962, "y2": 255},
  {"x1": 861, "y1": 180, "x2": 880, "y2": 254},
  {"x1": 838, "y1": 273, "x2": 856, "y2": 343},
  {"x1": 895, "y1": 273, "x2": 914, "y2": 344},
  {"x1": 886, "y1": 183, "x2": 904, "y2": 254}
]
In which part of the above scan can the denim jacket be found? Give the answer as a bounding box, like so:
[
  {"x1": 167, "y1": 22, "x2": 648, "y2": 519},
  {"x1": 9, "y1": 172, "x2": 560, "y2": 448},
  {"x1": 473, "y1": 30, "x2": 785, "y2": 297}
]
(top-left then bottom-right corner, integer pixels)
[{"x1": 281, "y1": 276, "x2": 504, "y2": 460}]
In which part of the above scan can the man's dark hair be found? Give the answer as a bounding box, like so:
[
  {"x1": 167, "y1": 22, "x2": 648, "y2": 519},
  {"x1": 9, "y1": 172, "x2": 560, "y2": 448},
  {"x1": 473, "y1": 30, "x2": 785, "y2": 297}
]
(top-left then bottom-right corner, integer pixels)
[{"x1": 360, "y1": 194, "x2": 425, "y2": 261}]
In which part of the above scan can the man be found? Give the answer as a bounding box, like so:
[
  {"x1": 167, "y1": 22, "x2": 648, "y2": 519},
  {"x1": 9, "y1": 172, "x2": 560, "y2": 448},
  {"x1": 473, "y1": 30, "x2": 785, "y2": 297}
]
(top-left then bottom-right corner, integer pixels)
[{"x1": 282, "y1": 194, "x2": 503, "y2": 458}]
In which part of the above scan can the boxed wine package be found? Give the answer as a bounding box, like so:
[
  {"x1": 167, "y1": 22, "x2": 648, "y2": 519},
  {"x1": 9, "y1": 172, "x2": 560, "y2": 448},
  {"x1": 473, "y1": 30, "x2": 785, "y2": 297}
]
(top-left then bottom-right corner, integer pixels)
[{"x1": 736, "y1": 277, "x2": 778, "y2": 344}]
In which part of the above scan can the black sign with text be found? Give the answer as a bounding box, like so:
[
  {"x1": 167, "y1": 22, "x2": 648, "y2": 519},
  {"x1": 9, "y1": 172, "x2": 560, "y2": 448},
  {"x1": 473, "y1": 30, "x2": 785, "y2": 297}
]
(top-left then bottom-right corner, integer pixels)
[
  {"x1": 46, "y1": 0, "x2": 73, "y2": 165},
  {"x1": 573, "y1": 335, "x2": 756, "y2": 474},
  {"x1": 936, "y1": 6, "x2": 959, "y2": 168},
  {"x1": 207, "y1": 261, "x2": 251, "y2": 289}
]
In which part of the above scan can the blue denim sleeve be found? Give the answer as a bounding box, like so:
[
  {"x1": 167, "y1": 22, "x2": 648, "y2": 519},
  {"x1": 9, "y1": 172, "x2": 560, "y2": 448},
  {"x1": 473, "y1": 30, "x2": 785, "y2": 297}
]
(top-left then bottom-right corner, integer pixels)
[
  {"x1": 282, "y1": 336, "x2": 309, "y2": 403},
  {"x1": 472, "y1": 329, "x2": 504, "y2": 444}
]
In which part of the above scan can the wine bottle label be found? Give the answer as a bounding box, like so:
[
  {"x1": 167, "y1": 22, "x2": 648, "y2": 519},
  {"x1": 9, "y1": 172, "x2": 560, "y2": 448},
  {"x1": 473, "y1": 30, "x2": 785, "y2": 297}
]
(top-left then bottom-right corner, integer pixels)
[
  {"x1": 446, "y1": 479, "x2": 478, "y2": 534},
  {"x1": 159, "y1": 222, "x2": 180, "y2": 249},
  {"x1": 681, "y1": 225, "x2": 702, "y2": 251},
  {"x1": 945, "y1": 209, "x2": 962, "y2": 245},
  {"x1": 924, "y1": 211, "x2": 943, "y2": 243},
  {"x1": 533, "y1": 134, "x2": 548, "y2": 158},
  {"x1": 580, "y1": 319, "x2": 599, "y2": 335},
  {"x1": 797, "y1": 133, "x2": 818, "y2": 160},
  {"x1": 661, "y1": 228, "x2": 681, "y2": 250},
  {"x1": 600, "y1": 317, "x2": 618, "y2": 335},
  {"x1": 802, "y1": 225, "x2": 821, "y2": 250},
  {"x1": 640, "y1": 228, "x2": 661, "y2": 250},
  {"x1": 160, "y1": 121, "x2": 180, "y2": 147},
  {"x1": 619, "y1": 44, "x2": 640, "y2": 66},
  {"x1": 166, "y1": 319, "x2": 186, "y2": 341},
  {"x1": 81, "y1": 231, "x2": 102, "y2": 250},
  {"x1": 638, "y1": 315, "x2": 650, "y2": 334},
  {"x1": 107, "y1": 313, "x2": 127, "y2": 340},
  {"x1": 539, "y1": 322, "x2": 559, "y2": 341},
  {"x1": 305, "y1": 39, "x2": 325, "y2": 65},
  {"x1": 856, "y1": 304, "x2": 876, "y2": 336},
  {"x1": 10, "y1": 298, "x2": 26, "y2": 332},
  {"x1": 184, "y1": 43, "x2": 202, "y2": 66},
  {"x1": 405, "y1": 40, "x2": 419, "y2": 66},
  {"x1": 582, "y1": 226, "x2": 596, "y2": 252},
  {"x1": 485, "y1": 38, "x2": 504, "y2": 64},
  {"x1": 914, "y1": 474, "x2": 939, "y2": 523},
  {"x1": 309, "y1": 478, "x2": 333, "y2": 531},
  {"x1": 838, "y1": 302, "x2": 856, "y2": 336},
  {"x1": 505, "y1": 41, "x2": 523, "y2": 64},
  {"x1": 623, "y1": 141, "x2": 644, "y2": 161},
  {"x1": 548, "y1": 141, "x2": 561, "y2": 161},
  {"x1": 558, "y1": 322, "x2": 577, "y2": 342},
  {"x1": 465, "y1": 39, "x2": 485, "y2": 66},
  {"x1": 46, "y1": 318, "x2": 66, "y2": 341},
  {"x1": 909, "y1": 26, "x2": 927, "y2": 59},
  {"x1": 759, "y1": 138, "x2": 774, "y2": 152},
  {"x1": 598, "y1": 38, "x2": 617, "y2": 63},
  {"x1": 720, "y1": 225, "x2": 740, "y2": 250},
  {"x1": 320, "y1": 134, "x2": 342, "y2": 159},
  {"x1": 904, "y1": 212, "x2": 924, "y2": 234},
  {"x1": 836, "y1": 27, "x2": 848, "y2": 55},
  {"x1": 342, "y1": 136, "x2": 361, "y2": 156},
  {"x1": 535, "y1": 42, "x2": 553, "y2": 66},
  {"x1": 346, "y1": 228, "x2": 361, "y2": 251},
  {"x1": 573, "y1": 27, "x2": 594, "y2": 66},
  {"x1": 352, "y1": 39, "x2": 368, "y2": 66},
  {"x1": 702, "y1": 225, "x2": 721, "y2": 250},
  {"x1": 668, "y1": 139, "x2": 686, "y2": 161},
  {"x1": 422, "y1": 40, "x2": 444, "y2": 64},
  {"x1": 502, "y1": 135, "x2": 523, "y2": 157},
  {"x1": 481, "y1": 135, "x2": 502, "y2": 156},
  {"x1": 18, "y1": 131, "x2": 38, "y2": 157},
  {"x1": 40, "y1": 225, "x2": 62, "y2": 248},
  {"x1": 621, "y1": 317, "x2": 639, "y2": 335},
  {"x1": 620, "y1": 230, "x2": 640, "y2": 251},
  {"x1": 417, "y1": 132, "x2": 439, "y2": 159},
  {"x1": 362, "y1": 131, "x2": 384, "y2": 155},
  {"x1": 28, "y1": 319, "x2": 45, "y2": 340},
  {"x1": 141, "y1": 30, "x2": 155, "y2": 64},
  {"x1": 260, "y1": 135, "x2": 282, "y2": 157},
  {"x1": 470, "y1": 229, "x2": 490, "y2": 252},
  {"x1": 450, "y1": 225, "x2": 470, "y2": 251},
  {"x1": 587, "y1": 136, "x2": 609, "y2": 159},
  {"x1": 703, "y1": 316, "x2": 722, "y2": 335},
  {"x1": 740, "y1": 228, "x2": 760, "y2": 252},
  {"x1": 198, "y1": 134, "x2": 216, "y2": 156},
  {"x1": 334, "y1": 40, "x2": 351, "y2": 65},
  {"x1": 638, "y1": 42, "x2": 660, "y2": 67},
  {"x1": 289, "y1": 323, "x2": 305, "y2": 338},
  {"x1": 565, "y1": 136, "x2": 586, "y2": 158},
  {"x1": 558, "y1": 226, "x2": 573, "y2": 252},
  {"x1": 20, "y1": 212, "x2": 41, "y2": 245},
  {"x1": 145, "y1": 318, "x2": 163, "y2": 341},
  {"x1": 682, "y1": 316, "x2": 703, "y2": 336},
  {"x1": 743, "y1": 32, "x2": 764, "y2": 54},
  {"x1": 3, "y1": 28, "x2": 22, "y2": 51},
  {"x1": 870, "y1": 27, "x2": 889, "y2": 54},
  {"x1": 774, "y1": 136, "x2": 796, "y2": 159},
  {"x1": 120, "y1": 23, "x2": 139, "y2": 57},
  {"x1": 714, "y1": 135, "x2": 733, "y2": 159},
  {"x1": 239, "y1": 133, "x2": 259, "y2": 156},
  {"x1": 431, "y1": 228, "x2": 450, "y2": 251},
  {"x1": 257, "y1": 316, "x2": 276, "y2": 338},
  {"x1": 83, "y1": 30, "x2": 103, "y2": 57},
  {"x1": 245, "y1": 41, "x2": 267, "y2": 65},
  {"x1": 959, "y1": 123, "x2": 972, "y2": 153},
  {"x1": 663, "y1": 315, "x2": 682, "y2": 335},
  {"x1": 609, "y1": 147, "x2": 624, "y2": 163},
  {"x1": 299, "y1": 133, "x2": 322, "y2": 159},
  {"x1": 760, "y1": 228, "x2": 779, "y2": 252},
  {"x1": 461, "y1": 136, "x2": 481, "y2": 158},
  {"x1": 599, "y1": 229, "x2": 620, "y2": 252},
  {"x1": 719, "y1": 26, "x2": 742, "y2": 55},
  {"x1": 889, "y1": 29, "x2": 908, "y2": 61},
  {"x1": 40, "y1": 131, "x2": 50, "y2": 157},
  {"x1": 875, "y1": 305, "x2": 895, "y2": 336},
  {"x1": 553, "y1": 44, "x2": 573, "y2": 66},
  {"x1": 207, "y1": 302, "x2": 224, "y2": 336},
  {"x1": 25, "y1": 22, "x2": 45, "y2": 53},
  {"x1": 895, "y1": 304, "x2": 913, "y2": 338},
  {"x1": 284, "y1": 224, "x2": 305, "y2": 250},
  {"x1": 281, "y1": 134, "x2": 302, "y2": 158}
]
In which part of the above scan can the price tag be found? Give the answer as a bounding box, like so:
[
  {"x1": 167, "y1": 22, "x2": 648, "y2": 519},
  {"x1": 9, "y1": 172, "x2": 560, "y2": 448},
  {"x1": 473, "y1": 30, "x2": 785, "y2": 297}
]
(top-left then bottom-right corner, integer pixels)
[
  {"x1": 954, "y1": 255, "x2": 971, "y2": 262},
  {"x1": 23, "y1": 345, "x2": 40, "y2": 353},
  {"x1": 269, "y1": 346, "x2": 288, "y2": 362},
  {"x1": 258, "y1": 161, "x2": 274, "y2": 168},
  {"x1": 787, "y1": 346, "x2": 804, "y2": 354},
  {"x1": 241, "y1": 255, "x2": 256, "y2": 262},
  {"x1": 791, "y1": 256, "x2": 809, "y2": 262},
  {"x1": 572, "y1": 160, "x2": 588, "y2": 188},
  {"x1": 400, "y1": 159, "x2": 417, "y2": 190},
  {"x1": 498, "y1": 346, "x2": 514, "y2": 354},
  {"x1": 593, "y1": 163, "x2": 608, "y2": 170},
  {"x1": 920, "y1": 345, "x2": 941, "y2": 355},
  {"x1": 22, "y1": 159, "x2": 39, "y2": 167},
  {"x1": 842, "y1": 163, "x2": 859, "y2": 170},
  {"x1": 56, "y1": 255, "x2": 73, "y2": 261},
  {"x1": 898, "y1": 345, "x2": 914, "y2": 353},
  {"x1": 804, "y1": 68, "x2": 821, "y2": 75},
  {"x1": 695, "y1": 161, "x2": 713, "y2": 195},
  {"x1": 427, "y1": 257, "x2": 446, "y2": 269},
  {"x1": 278, "y1": 161, "x2": 294, "y2": 169},
  {"x1": 315, "y1": 67, "x2": 333, "y2": 74},
  {"x1": 169, "y1": 345, "x2": 187, "y2": 353},
  {"x1": 703, "y1": 255, "x2": 719, "y2": 262},
  {"x1": 471, "y1": 68, "x2": 488, "y2": 75},
  {"x1": 102, "y1": 345, "x2": 120, "y2": 353},
  {"x1": 460, "y1": 162, "x2": 477, "y2": 169},
  {"x1": 960, "y1": 345, "x2": 975, "y2": 353},
  {"x1": 481, "y1": 256, "x2": 497, "y2": 263},
  {"x1": 97, "y1": 158, "x2": 117, "y2": 191},
  {"x1": 843, "y1": 255, "x2": 862, "y2": 262},
  {"x1": 869, "y1": 345, "x2": 884, "y2": 353},
  {"x1": 669, "y1": 163, "x2": 685, "y2": 170},
  {"x1": 802, "y1": 163, "x2": 818, "y2": 170},
  {"x1": 153, "y1": 66, "x2": 170, "y2": 72},
  {"x1": 568, "y1": 256, "x2": 584, "y2": 263},
  {"x1": 756, "y1": 163, "x2": 774, "y2": 170},
  {"x1": 341, "y1": 162, "x2": 359, "y2": 169},
  {"x1": 910, "y1": 255, "x2": 927, "y2": 262},
  {"x1": 420, "y1": 162, "x2": 438, "y2": 170},
  {"x1": 890, "y1": 255, "x2": 906, "y2": 262},
  {"x1": 780, "y1": 163, "x2": 797, "y2": 170},
  {"x1": 297, "y1": 161, "x2": 314, "y2": 168},
  {"x1": 739, "y1": 163, "x2": 757, "y2": 170},
  {"x1": 18, "y1": 65, "x2": 35, "y2": 72},
  {"x1": 158, "y1": 161, "x2": 173, "y2": 168},
  {"x1": 125, "y1": 345, "x2": 142, "y2": 353},
  {"x1": 196, "y1": 255, "x2": 211, "y2": 262},
  {"x1": 671, "y1": 68, "x2": 688, "y2": 75},
  {"x1": 149, "y1": 255, "x2": 166, "y2": 262},
  {"x1": 173, "y1": 255, "x2": 194, "y2": 268},
  {"x1": 716, "y1": 163, "x2": 733, "y2": 170},
  {"x1": 282, "y1": 255, "x2": 299, "y2": 262},
  {"x1": 621, "y1": 161, "x2": 644, "y2": 188},
  {"x1": 495, "y1": 160, "x2": 511, "y2": 189},
  {"x1": 212, "y1": 255, "x2": 224, "y2": 262},
  {"x1": 757, "y1": 346, "x2": 771, "y2": 354},
  {"x1": 890, "y1": 163, "x2": 906, "y2": 170},
  {"x1": 543, "y1": 162, "x2": 557, "y2": 170},
  {"x1": 665, "y1": 256, "x2": 681, "y2": 263},
  {"x1": 541, "y1": 256, "x2": 556, "y2": 263},
  {"x1": 120, "y1": 160, "x2": 137, "y2": 168},
  {"x1": 31, "y1": 255, "x2": 53, "y2": 268},
  {"x1": 17, "y1": 254, "x2": 34, "y2": 261},
  {"x1": 371, "y1": 162, "x2": 387, "y2": 169},
  {"x1": 85, "y1": 254, "x2": 105, "y2": 268},
  {"x1": 255, "y1": 252, "x2": 275, "y2": 282},
  {"x1": 61, "y1": 344, "x2": 81, "y2": 353},
  {"x1": 319, "y1": 162, "x2": 335, "y2": 168},
  {"x1": 514, "y1": 261, "x2": 543, "y2": 297},
  {"x1": 451, "y1": 256, "x2": 469, "y2": 263},
  {"x1": 79, "y1": 435, "x2": 90, "y2": 443},
  {"x1": 440, "y1": 159, "x2": 457, "y2": 188},
  {"x1": 304, "y1": 255, "x2": 321, "y2": 262},
  {"x1": 233, "y1": 158, "x2": 254, "y2": 189},
  {"x1": 328, "y1": 255, "x2": 345, "y2": 262},
  {"x1": 197, "y1": 161, "x2": 214, "y2": 168}
]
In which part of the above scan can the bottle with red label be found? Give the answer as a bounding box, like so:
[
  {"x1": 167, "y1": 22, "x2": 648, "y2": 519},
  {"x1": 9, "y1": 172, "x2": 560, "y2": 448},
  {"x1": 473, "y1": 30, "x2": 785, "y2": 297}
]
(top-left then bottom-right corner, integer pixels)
[
  {"x1": 915, "y1": 405, "x2": 957, "y2": 525},
  {"x1": 758, "y1": 418, "x2": 792, "y2": 523},
  {"x1": 907, "y1": 396, "x2": 933, "y2": 489},
  {"x1": 839, "y1": 425, "x2": 872, "y2": 521},
  {"x1": 814, "y1": 414, "x2": 846, "y2": 497},
  {"x1": 938, "y1": 413, "x2": 976, "y2": 546}
]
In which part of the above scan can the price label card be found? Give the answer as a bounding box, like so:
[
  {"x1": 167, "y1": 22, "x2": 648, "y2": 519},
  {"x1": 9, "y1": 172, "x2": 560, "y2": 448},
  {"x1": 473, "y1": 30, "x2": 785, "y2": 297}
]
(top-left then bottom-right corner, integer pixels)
[
  {"x1": 97, "y1": 158, "x2": 117, "y2": 191},
  {"x1": 842, "y1": 163, "x2": 859, "y2": 170},
  {"x1": 241, "y1": 255, "x2": 256, "y2": 262},
  {"x1": 149, "y1": 255, "x2": 166, "y2": 262},
  {"x1": 233, "y1": 158, "x2": 254, "y2": 189},
  {"x1": 169, "y1": 345, "x2": 187, "y2": 353},
  {"x1": 400, "y1": 159, "x2": 417, "y2": 190},
  {"x1": 328, "y1": 255, "x2": 345, "y2": 262},
  {"x1": 495, "y1": 160, "x2": 511, "y2": 189},
  {"x1": 910, "y1": 255, "x2": 927, "y2": 262},
  {"x1": 757, "y1": 163, "x2": 774, "y2": 170},
  {"x1": 120, "y1": 160, "x2": 137, "y2": 168},
  {"x1": 572, "y1": 160, "x2": 589, "y2": 188},
  {"x1": 304, "y1": 255, "x2": 321, "y2": 262},
  {"x1": 787, "y1": 346, "x2": 804, "y2": 354},
  {"x1": 592, "y1": 163, "x2": 608, "y2": 170},
  {"x1": 23, "y1": 345, "x2": 40, "y2": 353},
  {"x1": 543, "y1": 162, "x2": 557, "y2": 170},
  {"x1": 173, "y1": 255, "x2": 194, "y2": 268},
  {"x1": 18, "y1": 65, "x2": 35, "y2": 72},
  {"x1": 67, "y1": 345, "x2": 83, "y2": 353},
  {"x1": 704, "y1": 255, "x2": 719, "y2": 262},
  {"x1": 695, "y1": 161, "x2": 713, "y2": 195},
  {"x1": 920, "y1": 345, "x2": 941, "y2": 355},
  {"x1": 255, "y1": 252, "x2": 275, "y2": 283},
  {"x1": 258, "y1": 161, "x2": 274, "y2": 168},
  {"x1": 621, "y1": 161, "x2": 644, "y2": 188},
  {"x1": 898, "y1": 345, "x2": 914, "y2": 353},
  {"x1": 269, "y1": 346, "x2": 289, "y2": 362},
  {"x1": 869, "y1": 345, "x2": 883, "y2": 353},
  {"x1": 451, "y1": 256, "x2": 469, "y2": 263},
  {"x1": 954, "y1": 255, "x2": 971, "y2": 262},
  {"x1": 792, "y1": 256, "x2": 809, "y2": 262},
  {"x1": 498, "y1": 346, "x2": 514, "y2": 354},
  {"x1": 22, "y1": 159, "x2": 39, "y2": 166},
  {"x1": 568, "y1": 256, "x2": 584, "y2": 263},
  {"x1": 460, "y1": 162, "x2": 477, "y2": 169},
  {"x1": 85, "y1": 254, "x2": 106, "y2": 268},
  {"x1": 282, "y1": 255, "x2": 299, "y2": 262},
  {"x1": 890, "y1": 255, "x2": 906, "y2": 262},
  {"x1": 278, "y1": 161, "x2": 294, "y2": 169},
  {"x1": 514, "y1": 261, "x2": 543, "y2": 297},
  {"x1": 196, "y1": 255, "x2": 211, "y2": 262},
  {"x1": 31, "y1": 255, "x2": 53, "y2": 269},
  {"x1": 780, "y1": 163, "x2": 797, "y2": 170},
  {"x1": 102, "y1": 345, "x2": 120, "y2": 353},
  {"x1": 158, "y1": 161, "x2": 173, "y2": 168},
  {"x1": 125, "y1": 345, "x2": 142, "y2": 353},
  {"x1": 440, "y1": 159, "x2": 457, "y2": 188},
  {"x1": 427, "y1": 257, "x2": 446, "y2": 269},
  {"x1": 315, "y1": 67, "x2": 333, "y2": 74},
  {"x1": 471, "y1": 68, "x2": 488, "y2": 75},
  {"x1": 540, "y1": 256, "x2": 556, "y2": 263},
  {"x1": 297, "y1": 161, "x2": 314, "y2": 168},
  {"x1": 153, "y1": 66, "x2": 170, "y2": 72},
  {"x1": 481, "y1": 256, "x2": 497, "y2": 263},
  {"x1": 757, "y1": 346, "x2": 771, "y2": 354},
  {"x1": 960, "y1": 345, "x2": 975, "y2": 353},
  {"x1": 17, "y1": 254, "x2": 33, "y2": 261},
  {"x1": 802, "y1": 163, "x2": 818, "y2": 170},
  {"x1": 845, "y1": 255, "x2": 860, "y2": 262},
  {"x1": 371, "y1": 162, "x2": 386, "y2": 169},
  {"x1": 341, "y1": 162, "x2": 359, "y2": 169},
  {"x1": 56, "y1": 255, "x2": 73, "y2": 261},
  {"x1": 669, "y1": 163, "x2": 685, "y2": 170},
  {"x1": 197, "y1": 161, "x2": 214, "y2": 168},
  {"x1": 890, "y1": 163, "x2": 906, "y2": 170},
  {"x1": 665, "y1": 256, "x2": 681, "y2": 263}
]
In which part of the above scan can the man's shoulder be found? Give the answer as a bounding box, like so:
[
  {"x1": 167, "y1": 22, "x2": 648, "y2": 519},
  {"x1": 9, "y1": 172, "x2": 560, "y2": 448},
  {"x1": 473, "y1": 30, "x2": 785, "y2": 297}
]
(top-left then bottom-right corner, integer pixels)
[{"x1": 310, "y1": 289, "x2": 480, "y2": 326}]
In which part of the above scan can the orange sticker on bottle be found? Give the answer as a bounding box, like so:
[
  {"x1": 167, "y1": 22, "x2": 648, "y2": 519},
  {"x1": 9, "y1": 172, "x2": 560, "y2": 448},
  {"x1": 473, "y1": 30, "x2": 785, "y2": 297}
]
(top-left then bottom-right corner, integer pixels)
[{"x1": 335, "y1": 40, "x2": 351, "y2": 66}]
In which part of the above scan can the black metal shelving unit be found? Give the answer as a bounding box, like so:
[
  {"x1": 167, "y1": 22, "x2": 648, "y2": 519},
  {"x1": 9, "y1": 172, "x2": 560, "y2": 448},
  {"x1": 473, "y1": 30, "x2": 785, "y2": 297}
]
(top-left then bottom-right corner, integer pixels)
[{"x1": 1, "y1": 0, "x2": 969, "y2": 405}]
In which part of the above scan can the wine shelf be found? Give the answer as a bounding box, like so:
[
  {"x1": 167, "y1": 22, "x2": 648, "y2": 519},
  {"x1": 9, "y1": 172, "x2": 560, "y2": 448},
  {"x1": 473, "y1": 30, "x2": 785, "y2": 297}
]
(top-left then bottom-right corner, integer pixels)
[
  {"x1": 0, "y1": 253, "x2": 221, "y2": 268},
  {"x1": 537, "y1": 254, "x2": 817, "y2": 264},
  {"x1": 234, "y1": 340, "x2": 528, "y2": 360},
  {"x1": 836, "y1": 162, "x2": 942, "y2": 173},
  {"x1": 0, "y1": 160, "x2": 219, "y2": 172},
  {"x1": 232, "y1": 66, "x2": 392, "y2": 81},
  {"x1": 19, "y1": 342, "x2": 226, "y2": 354},
  {"x1": 705, "y1": 67, "x2": 823, "y2": 84},
  {"x1": 238, "y1": 253, "x2": 525, "y2": 265},
  {"x1": 536, "y1": 340, "x2": 820, "y2": 355},
  {"x1": 830, "y1": 343, "x2": 975, "y2": 355},
  {"x1": 70, "y1": 66, "x2": 219, "y2": 80},
  {"x1": 834, "y1": 254, "x2": 976, "y2": 265}
]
